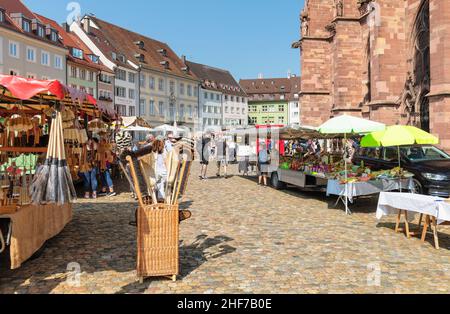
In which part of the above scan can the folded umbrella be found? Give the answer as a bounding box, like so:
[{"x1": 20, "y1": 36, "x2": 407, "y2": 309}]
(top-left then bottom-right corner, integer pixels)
[{"x1": 30, "y1": 109, "x2": 77, "y2": 205}]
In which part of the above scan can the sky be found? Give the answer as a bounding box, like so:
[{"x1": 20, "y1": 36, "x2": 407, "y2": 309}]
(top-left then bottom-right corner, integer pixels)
[{"x1": 23, "y1": 0, "x2": 303, "y2": 80}]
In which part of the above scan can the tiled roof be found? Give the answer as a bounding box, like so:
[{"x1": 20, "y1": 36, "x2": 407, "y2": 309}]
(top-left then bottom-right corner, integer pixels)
[
  {"x1": 186, "y1": 61, "x2": 247, "y2": 97},
  {"x1": 85, "y1": 16, "x2": 199, "y2": 81},
  {"x1": 83, "y1": 20, "x2": 135, "y2": 71},
  {"x1": 289, "y1": 76, "x2": 302, "y2": 100},
  {"x1": 240, "y1": 77, "x2": 301, "y2": 102},
  {"x1": 35, "y1": 13, "x2": 112, "y2": 74},
  {"x1": 0, "y1": 0, "x2": 65, "y2": 49}
]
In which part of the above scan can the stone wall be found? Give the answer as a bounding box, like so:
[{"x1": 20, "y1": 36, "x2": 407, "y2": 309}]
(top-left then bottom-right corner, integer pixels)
[
  {"x1": 297, "y1": 0, "x2": 450, "y2": 151},
  {"x1": 428, "y1": 0, "x2": 450, "y2": 150},
  {"x1": 299, "y1": 93, "x2": 332, "y2": 126},
  {"x1": 331, "y1": 20, "x2": 364, "y2": 114}
]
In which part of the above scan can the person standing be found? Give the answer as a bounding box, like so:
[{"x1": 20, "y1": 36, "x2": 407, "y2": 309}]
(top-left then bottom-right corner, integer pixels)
[
  {"x1": 153, "y1": 139, "x2": 168, "y2": 201},
  {"x1": 198, "y1": 134, "x2": 211, "y2": 180},
  {"x1": 98, "y1": 138, "x2": 116, "y2": 197},
  {"x1": 82, "y1": 138, "x2": 99, "y2": 199},
  {"x1": 215, "y1": 135, "x2": 229, "y2": 179},
  {"x1": 257, "y1": 142, "x2": 270, "y2": 187}
]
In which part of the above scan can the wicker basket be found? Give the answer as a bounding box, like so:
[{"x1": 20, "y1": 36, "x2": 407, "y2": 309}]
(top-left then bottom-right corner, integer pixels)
[{"x1": 137, "y1": 203, "x2": 179, "y2": 280}]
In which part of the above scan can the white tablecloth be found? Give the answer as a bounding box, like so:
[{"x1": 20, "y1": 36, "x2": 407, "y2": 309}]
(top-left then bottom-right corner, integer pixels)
[
  {"x1": 376, "y1": 192, "x2": 450, "y2": 224},
  {"x1": 326, "y1": 178, "x2": 414, "y2": 202}
]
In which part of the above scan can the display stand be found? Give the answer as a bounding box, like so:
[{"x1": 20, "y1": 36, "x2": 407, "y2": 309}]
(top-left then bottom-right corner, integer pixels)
[{"x1": 126, "y1": 155, "x2": 179, "y2": 283}]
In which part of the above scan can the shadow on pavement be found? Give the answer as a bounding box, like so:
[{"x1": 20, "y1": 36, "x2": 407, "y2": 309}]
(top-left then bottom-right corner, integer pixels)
[
  {"x1": 115, "y1": 234, "x2": 236, "y2": 294},
  {"x1": 376, "y1": 222, "x2": 450, "y2": 251},
  {"x1": 0, "y1": 200, "x2": 139, "y2": 294},
  {"x1": 237, "y1": 174, "x2": 384, "y2": 214}
]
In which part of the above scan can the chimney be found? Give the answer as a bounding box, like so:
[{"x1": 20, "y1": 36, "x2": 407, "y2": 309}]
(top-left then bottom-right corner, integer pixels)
[
  {"x1": 258, "y1": 73, "x2": 264, "y2": 79},
  {"x1": 181, "y1": 55, "x2": 187, "y2": 64},
  {"x1": 83, "y1": 17, "x2": 90, "y2": 34},
  {"x1": 287, "y1": 70, "x2": 292, "y2": 79},
  {"x1": 61, "y1": 22, "x2": 70, "y2": 33}
]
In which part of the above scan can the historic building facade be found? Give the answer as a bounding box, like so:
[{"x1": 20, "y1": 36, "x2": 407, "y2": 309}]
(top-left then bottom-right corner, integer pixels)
[
  {"x1": 0, "y1": 0, "x2": 67, "y2": 82},
  {"x1": 293, "y1": 0, "x2": 450, "y2": 150},
  {"x1": 187, "y1": 60, "x2": 248, "y2": 131},
  {"x1": 241, "y1": 76, "x2": 301, "y2": 126}
]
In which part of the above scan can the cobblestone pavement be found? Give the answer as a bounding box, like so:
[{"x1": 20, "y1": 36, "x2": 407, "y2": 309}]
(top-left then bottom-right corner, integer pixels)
[{"x1": 1, "y1": 163, "x2": 449, "y2": 294}]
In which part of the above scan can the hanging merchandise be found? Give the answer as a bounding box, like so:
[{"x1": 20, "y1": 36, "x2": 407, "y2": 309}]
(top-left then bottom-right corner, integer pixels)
[{"x1": 88, "y1": 118, "x2": 108, "y2": 134}]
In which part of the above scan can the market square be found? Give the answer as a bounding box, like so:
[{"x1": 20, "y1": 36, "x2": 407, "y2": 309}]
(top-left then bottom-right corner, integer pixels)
[
  {"x1": 1, "y1": 0, "x2": 450, "y2": 297},
  {"x1": 1, "y1": 163, "x2": 449, "y2": 294}
]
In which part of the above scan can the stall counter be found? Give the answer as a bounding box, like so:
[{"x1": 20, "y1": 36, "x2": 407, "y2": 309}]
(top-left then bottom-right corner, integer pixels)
[{"x1": 1, "y1": 203, "x2": 72, "y2": 269}]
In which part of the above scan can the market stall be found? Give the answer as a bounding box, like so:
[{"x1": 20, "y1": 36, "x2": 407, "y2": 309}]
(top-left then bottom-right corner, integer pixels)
[
  {"x1": 0, "y1": 75, "x2": 108, "y2": 269},
  {"x1": 273, "y1": 120, "x2": 416, "y2": 213}
]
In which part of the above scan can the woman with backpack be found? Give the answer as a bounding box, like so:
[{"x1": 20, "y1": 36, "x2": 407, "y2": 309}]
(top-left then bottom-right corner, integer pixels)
[{"x1": 257, "y1": 142, "x2": 270, "y2": 187}]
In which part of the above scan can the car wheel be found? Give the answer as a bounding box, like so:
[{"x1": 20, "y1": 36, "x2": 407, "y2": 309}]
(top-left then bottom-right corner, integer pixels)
[
  {"x1": 412, "y1": 179, "x2": 423, "y2": 195},
  {"x1": 271, "y1": 173, "x2": 286, "y2": 190}
]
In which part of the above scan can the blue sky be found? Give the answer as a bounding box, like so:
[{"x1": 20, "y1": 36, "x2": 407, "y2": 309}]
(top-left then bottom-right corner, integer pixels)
[{"x1": 23, "y1": 0, "x2": 303, "y2": 80}]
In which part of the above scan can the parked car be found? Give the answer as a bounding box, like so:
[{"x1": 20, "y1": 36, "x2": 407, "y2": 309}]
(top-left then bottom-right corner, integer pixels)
[{"x1": 353, "y1": 145, "x2": 450, "y2": 198}]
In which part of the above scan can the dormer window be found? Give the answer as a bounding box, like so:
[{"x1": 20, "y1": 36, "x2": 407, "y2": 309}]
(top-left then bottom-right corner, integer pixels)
[
  {"x1": 71, "y1": 47, "x2": 84, "y2": 59},
  {"x1": 157, "y1": 48, "x2": 167, "y2": 57},
  {"x1": 88, "y1": 54, "x2": 99, "y2": 63},
  {"x1": 0, "y1": 9, "x2": 4, "y2": 23},
  {"x1": 117, "y1": 54, "x2": 126, "y2": 63},
  {"x1": 134, "y1": 53, "x2": 144, "y2": 62},
  {"x1": 160, "y1": 60, "x2": 169, "y2": 69},
  {"x1": 134, "y1": 41, "x2": 144, "y2": 49},
  {"x1": 37, "y1": 25, "x2": 44, "y2": 37},
  {"x1": 111, "y1": 52, "x2": 117, "y2": 60},
  {"x1": 51, "y1": 31, "x2": 58, "y2": 42},
  {"x1": 23, "y1": 19, "x2": 31, "y2": 32}
]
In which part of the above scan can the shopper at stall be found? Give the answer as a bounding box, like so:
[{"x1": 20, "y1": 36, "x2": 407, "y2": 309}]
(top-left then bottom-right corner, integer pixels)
[
  {"x1": 82, "y1": 138, "x2": 99, "y2": 199},
  {"x1": 257, "y1": 142, "x2": 270, "y2": 187}
]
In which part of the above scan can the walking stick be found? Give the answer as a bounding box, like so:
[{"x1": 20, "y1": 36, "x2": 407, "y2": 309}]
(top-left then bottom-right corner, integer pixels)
[{"x1": 0, "y1": 226, "x2": 5, "y2": 254}]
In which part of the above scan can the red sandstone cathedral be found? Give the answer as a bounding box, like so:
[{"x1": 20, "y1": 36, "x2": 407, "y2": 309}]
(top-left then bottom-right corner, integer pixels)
[{"x1": 293, "y1": 0, "x2": 450, "y2": 150}]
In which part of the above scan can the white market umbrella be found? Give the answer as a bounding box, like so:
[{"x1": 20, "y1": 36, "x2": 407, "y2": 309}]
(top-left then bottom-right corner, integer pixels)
[
  {"x1": 122, "y1": 126, "x2": 154, "y2": 132},
  {"x1": 155, "y1": 124, "x2": 186, "y2": 135},
  {"x1": 318, "y1": 115, "x2": 386, "y2": 134},
  {"x1": 318, "y1": 115, "x2": 386, "y2": 215}
]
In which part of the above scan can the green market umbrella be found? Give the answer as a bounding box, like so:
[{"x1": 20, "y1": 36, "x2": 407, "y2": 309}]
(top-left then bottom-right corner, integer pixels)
[
  {"x1": 361, "y1": 125, "x2": 439, "y2": 148},
  {"x1": 319, "y1": 115, "x2": 386, "y2": 215},
  {"x1": 361, "y1": 125, "x2": 439, "y2": 192}
]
